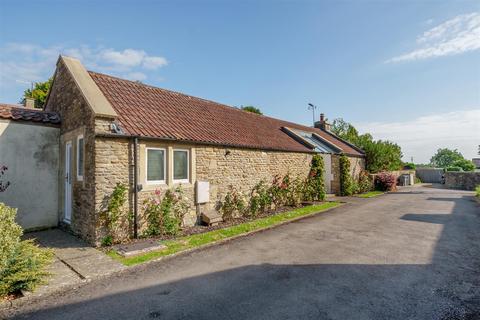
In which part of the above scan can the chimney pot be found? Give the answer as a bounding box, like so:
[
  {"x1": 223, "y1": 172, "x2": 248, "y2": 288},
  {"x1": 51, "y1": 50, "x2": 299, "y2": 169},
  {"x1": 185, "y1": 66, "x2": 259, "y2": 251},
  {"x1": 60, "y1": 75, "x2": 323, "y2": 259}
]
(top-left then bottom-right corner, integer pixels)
[
  {"x1": 314, "y1": 113, "x2": 331, "y2": 131},
  {"x1": 25, "y1": 97, "x2": 35, "y2": 109}
]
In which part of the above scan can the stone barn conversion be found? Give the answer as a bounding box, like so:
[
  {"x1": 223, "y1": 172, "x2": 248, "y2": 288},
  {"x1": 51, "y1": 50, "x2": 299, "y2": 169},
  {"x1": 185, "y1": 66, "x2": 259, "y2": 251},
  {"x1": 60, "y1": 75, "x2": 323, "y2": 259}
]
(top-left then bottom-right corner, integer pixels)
[{"x1": 0, "y1": 55, "x2": 365, "y2": 244}]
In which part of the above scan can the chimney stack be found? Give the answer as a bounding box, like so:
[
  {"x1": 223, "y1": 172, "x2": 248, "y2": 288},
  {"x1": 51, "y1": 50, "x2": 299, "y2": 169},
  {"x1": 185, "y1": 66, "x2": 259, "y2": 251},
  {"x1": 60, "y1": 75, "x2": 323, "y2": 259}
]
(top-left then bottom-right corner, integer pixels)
[
  {"x1": 24, "y1": 97, "x2": 35, "y2": 109},
  {"x1": 314, "y1": 113, "x2": 331, "y2": 131}
]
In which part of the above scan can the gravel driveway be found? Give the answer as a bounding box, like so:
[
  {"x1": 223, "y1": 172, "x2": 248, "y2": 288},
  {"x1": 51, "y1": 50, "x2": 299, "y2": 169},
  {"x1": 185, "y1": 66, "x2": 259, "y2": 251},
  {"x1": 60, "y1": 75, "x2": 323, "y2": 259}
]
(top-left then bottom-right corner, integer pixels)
[{"x1": 3, "y1": 186, "x2": 480, "y2": 320}]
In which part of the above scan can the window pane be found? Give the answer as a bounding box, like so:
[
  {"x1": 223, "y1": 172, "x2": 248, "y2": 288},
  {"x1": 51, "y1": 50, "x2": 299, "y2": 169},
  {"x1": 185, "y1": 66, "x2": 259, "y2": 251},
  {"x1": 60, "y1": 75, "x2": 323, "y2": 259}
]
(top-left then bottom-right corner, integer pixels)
[
  {"x1": 147, "y1": 149, "x2": 165, "y2": 181},
  {"x1": 174, "y1": 150, "x2": 188, "y2": 180},
  {"x1": 77, "y1": 138, "x2": 84, "y2": 177}
]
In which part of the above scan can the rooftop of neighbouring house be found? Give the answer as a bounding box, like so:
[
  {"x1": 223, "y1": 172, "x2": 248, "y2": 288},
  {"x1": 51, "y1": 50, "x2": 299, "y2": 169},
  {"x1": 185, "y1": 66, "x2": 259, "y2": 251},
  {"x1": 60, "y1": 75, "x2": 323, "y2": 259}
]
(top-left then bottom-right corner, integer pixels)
[
  {"x1": 0, "y1": 103, "x2": 60, "y2": 125},
  {"x1": 88, "y1": 71, "x2": 364, "y2": 156}
]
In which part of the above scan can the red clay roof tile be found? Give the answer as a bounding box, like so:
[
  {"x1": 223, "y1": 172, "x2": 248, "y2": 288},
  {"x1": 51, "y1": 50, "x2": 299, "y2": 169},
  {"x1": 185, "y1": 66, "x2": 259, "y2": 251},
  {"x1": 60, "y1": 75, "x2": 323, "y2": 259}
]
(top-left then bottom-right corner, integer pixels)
[
  {"x1": 88, "y1": 71, "x2": 363, "y2": 156},
  {"x1": 0, "y1": 103, "x2": 60, "y2": 125}
]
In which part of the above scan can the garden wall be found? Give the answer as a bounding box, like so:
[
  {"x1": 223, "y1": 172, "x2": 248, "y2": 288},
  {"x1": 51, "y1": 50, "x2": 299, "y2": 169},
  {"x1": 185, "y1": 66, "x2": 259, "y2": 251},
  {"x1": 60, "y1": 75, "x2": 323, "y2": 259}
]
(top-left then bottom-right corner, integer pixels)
[{"x1": 444, "y1": 172, "x2": 480, "y2": 191}]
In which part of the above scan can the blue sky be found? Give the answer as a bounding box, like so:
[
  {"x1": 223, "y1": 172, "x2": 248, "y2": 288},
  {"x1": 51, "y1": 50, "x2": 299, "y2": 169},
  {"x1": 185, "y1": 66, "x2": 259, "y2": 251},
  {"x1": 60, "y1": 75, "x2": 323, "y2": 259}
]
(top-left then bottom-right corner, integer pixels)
[{"x1": 1, "y1": 0, "x2": 479, "y2": 162}]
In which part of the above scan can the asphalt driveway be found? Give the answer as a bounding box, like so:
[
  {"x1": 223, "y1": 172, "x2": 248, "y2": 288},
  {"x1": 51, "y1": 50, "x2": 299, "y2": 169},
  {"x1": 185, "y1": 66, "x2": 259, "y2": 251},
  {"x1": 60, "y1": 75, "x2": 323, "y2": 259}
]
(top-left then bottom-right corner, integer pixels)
[{"x1": 3, "y1": 186, "x2": 480, "y2": 320}]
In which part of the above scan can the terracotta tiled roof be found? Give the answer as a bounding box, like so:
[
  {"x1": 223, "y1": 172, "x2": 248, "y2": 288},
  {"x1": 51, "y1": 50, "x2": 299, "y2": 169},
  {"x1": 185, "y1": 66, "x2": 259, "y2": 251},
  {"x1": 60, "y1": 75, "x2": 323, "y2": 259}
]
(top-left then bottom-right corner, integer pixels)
[
  {"x1": 89, "y1": 71, "x2": 363, "y2": 156},
  {"x1": 0, "y1": 103, "x2": 60, "y2": 125}
]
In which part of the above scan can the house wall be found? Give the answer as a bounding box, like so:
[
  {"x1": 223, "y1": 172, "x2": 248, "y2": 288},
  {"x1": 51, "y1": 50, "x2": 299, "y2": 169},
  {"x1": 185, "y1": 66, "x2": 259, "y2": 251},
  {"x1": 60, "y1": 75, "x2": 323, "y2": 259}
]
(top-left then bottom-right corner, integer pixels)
[
  {"x1": 91, "y1": 135, "x2": 315, "y2": 244},
  {"x1": 45, "y1": 59, "x2": 99, "y2": 242},
  {"x1": 0, "y1": 119, "x2": 59, "y2": 230}
]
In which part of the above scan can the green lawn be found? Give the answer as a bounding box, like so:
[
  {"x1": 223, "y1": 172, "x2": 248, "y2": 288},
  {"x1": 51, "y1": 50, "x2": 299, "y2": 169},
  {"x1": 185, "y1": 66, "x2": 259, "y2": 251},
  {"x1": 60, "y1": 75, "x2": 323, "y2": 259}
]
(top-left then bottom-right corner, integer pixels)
[
  {"x1": 355, "y1": 191, "x2": 385, "y2": 198},
  {"x1": 107, "y1": 202, "x2": 341, "y2": 266}
]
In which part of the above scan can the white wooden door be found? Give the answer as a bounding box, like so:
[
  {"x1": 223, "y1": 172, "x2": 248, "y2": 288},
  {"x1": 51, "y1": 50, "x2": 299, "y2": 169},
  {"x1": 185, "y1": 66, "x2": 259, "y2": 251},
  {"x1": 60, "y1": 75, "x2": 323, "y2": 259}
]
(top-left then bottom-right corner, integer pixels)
[{"x1": 64, "y1": 141, "x2": 72, "y2": 223}]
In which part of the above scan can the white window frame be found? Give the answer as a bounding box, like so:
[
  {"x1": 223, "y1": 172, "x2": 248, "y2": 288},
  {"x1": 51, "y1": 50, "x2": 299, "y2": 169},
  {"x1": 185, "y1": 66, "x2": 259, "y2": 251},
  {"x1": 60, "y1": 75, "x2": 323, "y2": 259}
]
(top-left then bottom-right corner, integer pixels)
[
  {"x1": 173, "y1": 149, "x2": 190, "y2": 183},
  {"x1": 76, "y1": 135, "x2": 84, "y2": 181},
  {"x1": 146, "y1": 147, "x2": 167, "y2": 185}
]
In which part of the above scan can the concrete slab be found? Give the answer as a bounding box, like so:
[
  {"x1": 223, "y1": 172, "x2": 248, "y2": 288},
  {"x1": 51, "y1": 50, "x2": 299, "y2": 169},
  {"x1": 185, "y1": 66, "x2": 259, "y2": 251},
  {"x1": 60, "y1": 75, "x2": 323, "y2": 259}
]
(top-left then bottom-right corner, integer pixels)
[
  {"x1": 114, "y1": 240, "x2": 166, "y2": 257},
  {"x1": 23, "y1": 229, "x2": 125, "y2": 284}
]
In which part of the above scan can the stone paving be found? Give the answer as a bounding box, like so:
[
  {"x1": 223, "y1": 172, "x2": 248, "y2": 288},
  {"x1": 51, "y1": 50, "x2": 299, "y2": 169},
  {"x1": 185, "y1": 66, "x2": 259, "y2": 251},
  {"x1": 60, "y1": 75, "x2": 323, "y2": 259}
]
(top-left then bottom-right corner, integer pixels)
[{"x1": 22, "y1": 229, "x2": 125, "y2": 297}]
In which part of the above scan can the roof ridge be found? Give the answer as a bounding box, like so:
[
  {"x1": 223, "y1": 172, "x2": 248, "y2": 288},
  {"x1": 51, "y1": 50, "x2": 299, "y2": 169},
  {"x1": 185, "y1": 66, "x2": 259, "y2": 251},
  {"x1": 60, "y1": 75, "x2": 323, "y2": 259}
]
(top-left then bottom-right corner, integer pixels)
[{"x1": 87, "y1": 70, "x2": 315, "y2": 127}]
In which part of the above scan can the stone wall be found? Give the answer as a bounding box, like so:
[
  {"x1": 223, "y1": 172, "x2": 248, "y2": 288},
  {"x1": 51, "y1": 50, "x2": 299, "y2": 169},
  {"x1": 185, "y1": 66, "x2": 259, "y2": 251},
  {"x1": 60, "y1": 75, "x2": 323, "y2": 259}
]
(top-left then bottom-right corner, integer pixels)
[
  {"x1": 45, "y1": 59, "x2": 98, "y2": 242},
  {"x1": 445, "y1": 172, "x2": 480, "y2": 191},
  {"x1": 195, "y1": 146, "x2": 313, "y2": 207}
]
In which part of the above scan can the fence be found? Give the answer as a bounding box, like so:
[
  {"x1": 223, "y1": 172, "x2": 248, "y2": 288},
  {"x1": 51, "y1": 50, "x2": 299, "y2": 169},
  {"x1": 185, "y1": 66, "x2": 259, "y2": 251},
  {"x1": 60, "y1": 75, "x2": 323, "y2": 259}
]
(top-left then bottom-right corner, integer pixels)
[{"x1": 415, "y1": 168, "x2": 443, "y2": 183}]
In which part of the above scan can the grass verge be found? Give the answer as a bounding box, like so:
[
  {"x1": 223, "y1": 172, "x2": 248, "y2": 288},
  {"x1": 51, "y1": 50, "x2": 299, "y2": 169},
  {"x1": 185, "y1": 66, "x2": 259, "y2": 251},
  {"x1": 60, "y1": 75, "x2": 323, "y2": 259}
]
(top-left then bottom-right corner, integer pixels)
[
  {"x1": 355, "y1": 191, "x2": 385, "y2": 198},
  {"x1": 108, "y1": 202, "x2": 341, "y2": 266}
]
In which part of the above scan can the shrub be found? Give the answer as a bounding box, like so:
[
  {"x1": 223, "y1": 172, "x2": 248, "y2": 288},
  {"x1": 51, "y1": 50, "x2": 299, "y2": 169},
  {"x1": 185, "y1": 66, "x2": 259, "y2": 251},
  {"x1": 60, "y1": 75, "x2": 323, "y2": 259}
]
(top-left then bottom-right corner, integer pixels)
[
  {"x1": 221, "y1": 185, "x2": 246, "y2": 220},
  {"x1": 339, "y1": 155, "x2": 355, "y2": 196},
  {"x1": 445, "y1": 167, "x2": 462, "y2": 172},
  {"x1": 357, "y1": 170, "x2": 374, "y2": 193},
  {"x1": 0, "y1": 203, "x2": 53, "y2": 297},
  {"x1": 403, "y1": 162, "x2": 416, "y2": 170},
  {"x1": 375, "y1": 172, "x2": 397, "y2": 191},
  {"x1": 249, "y1": 180, "x2": 272, "y2": 217},
  {"x1": 284, "y1": 176, "x2": 304, "y2": 207},
  {"x1": 143, "y1": 186, "x2": 190, "y2": 237},
  {"x1": 476, "y1": 186, "x2": 480, "y2": 198},
  {"x1": 304, "y1": 155, "x2": 326, "y2": 201},
  {"x1": 100, "y1": 183, "x2": 128, "y2": 244},
  {"x1": 452, "y1": 159, "x2": 476, "y2": 172}
]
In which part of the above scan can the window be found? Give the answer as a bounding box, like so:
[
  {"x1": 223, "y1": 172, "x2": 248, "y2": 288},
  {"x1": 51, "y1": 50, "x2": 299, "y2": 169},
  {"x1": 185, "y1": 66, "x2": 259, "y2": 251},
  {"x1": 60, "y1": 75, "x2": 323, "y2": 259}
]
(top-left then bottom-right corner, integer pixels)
[
  {"x1": 76, "y1": 135, "x2": 84, "y2": 181},
  {"x1": 173, "y1": 149, "x2": 189, "y2": 183},
  {"x1": 146, "y1": 148, "x2": 166, "y2": 184}
]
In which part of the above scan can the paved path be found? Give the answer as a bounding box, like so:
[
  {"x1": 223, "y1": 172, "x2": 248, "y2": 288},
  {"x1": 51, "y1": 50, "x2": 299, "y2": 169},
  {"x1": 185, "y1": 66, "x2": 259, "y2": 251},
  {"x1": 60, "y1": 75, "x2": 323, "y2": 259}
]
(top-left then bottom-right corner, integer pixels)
[
  {"x1": 3, "y1": 186, "x2": 480, "y2": 320},
  {"x1": 21, "y1": 229, "x2": 125, "y2": 298}
]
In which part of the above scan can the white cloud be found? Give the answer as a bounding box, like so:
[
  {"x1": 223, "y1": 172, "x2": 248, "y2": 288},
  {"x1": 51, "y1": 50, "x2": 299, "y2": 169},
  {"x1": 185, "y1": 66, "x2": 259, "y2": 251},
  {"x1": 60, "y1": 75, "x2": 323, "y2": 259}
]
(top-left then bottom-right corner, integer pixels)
[
  {"x1": 100, "y1": 48, "x2": 146, "y2": 67},
  {"x1": 143, "y1": 56, "x2": 168, "y2": 69},
  {"x1": 387, "y1": 12, "x2": 480, "y2": 63},
  {"x1": 355, "y1": 109, "x2": 480, "y2": 163},
  {"x1": 0, "y1": 43, "x2": 168, "y2": 102},
  {"x1": 125, "y1": 72, "x2": 147, "y2": 81}
]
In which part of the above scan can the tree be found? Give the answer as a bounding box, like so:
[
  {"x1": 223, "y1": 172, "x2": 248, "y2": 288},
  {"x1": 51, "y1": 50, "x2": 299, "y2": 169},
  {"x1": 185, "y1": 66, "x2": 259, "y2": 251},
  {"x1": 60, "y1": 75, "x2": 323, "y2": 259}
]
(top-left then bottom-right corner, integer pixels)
[
  {"x1": 241, "y1": 106, "x2": 263, "y2": 115},
  {"x1": 451, "y1": 159, "x2": 476, "y2": 172},
  {"x1": 430, "y1": 148, "x2": 464, "y2": 168},
  {"x1": 21, "y1": 78, "x2": 53, "y2": 109},
  {"x1": 331, "y1": 118, "x2": 403, "y2": 173}
]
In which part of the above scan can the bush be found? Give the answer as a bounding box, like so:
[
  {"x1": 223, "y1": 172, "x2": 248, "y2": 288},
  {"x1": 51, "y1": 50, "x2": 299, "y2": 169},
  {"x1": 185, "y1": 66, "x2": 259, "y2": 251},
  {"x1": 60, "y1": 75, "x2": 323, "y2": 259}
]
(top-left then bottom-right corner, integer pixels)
[
  {"x1": 403, "y1": 162, "x2": 416, "y2": 170},
  {"x1": 221, "y1": 185, "x2": 246, "y2": 220},
  {"x1": 339, "y1": 155, "x2": 355, "y2": 196},
  {"x1": 445, "y1": 167, "x2": 462, "y2": 172},
  {"x1": 304, "y1": 155, "x2": 326, "y2": 201},
  {"x1": 249, "y1": 180, "x2": 272, "y2": 218},
  {"x1": 0, "y1": 203, "x2": 53, "y2": 297},
  {"x1": 452, "y1": 159, "x2": 476, "y2": 172},
  {"x1": 100, "y1": 183, "x2": 128, "y2": 244},
  {"x1": 375, "y1": 172, "x2": 397, "y2": 191},
  {"x1": 143, "y1": 186, "x2": 191, "y2": 237},
  {"x1": 476, "y1": 186, "x2": 480, "y2": 198},
  {"x1": 357, "y1": 170, "x2": 374, "y2": 193}
]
